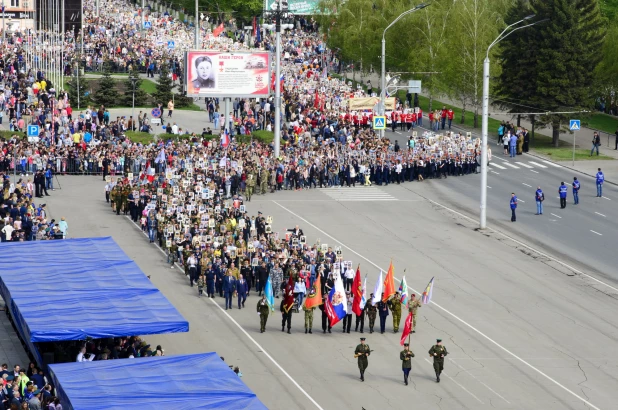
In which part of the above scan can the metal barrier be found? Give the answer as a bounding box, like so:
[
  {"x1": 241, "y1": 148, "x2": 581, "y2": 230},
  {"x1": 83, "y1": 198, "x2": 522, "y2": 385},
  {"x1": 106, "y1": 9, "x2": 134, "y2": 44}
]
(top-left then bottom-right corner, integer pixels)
[{"x1": 4, "y1": 157, "x2": 167, "y2": 176}]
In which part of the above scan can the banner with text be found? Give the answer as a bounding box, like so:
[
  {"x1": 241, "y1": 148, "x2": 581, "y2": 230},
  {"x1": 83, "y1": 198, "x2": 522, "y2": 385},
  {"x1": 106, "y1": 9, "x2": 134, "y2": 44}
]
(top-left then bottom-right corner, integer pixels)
[
  {"x1": 185, "y1": 51, "x2": 271, "y2": 98},
  {"x1": 348, "y1": 97, "x2": 396, "y2": 111},
  {"x1": 265, "y1": 0, "x2": 320, "y2": 14}
]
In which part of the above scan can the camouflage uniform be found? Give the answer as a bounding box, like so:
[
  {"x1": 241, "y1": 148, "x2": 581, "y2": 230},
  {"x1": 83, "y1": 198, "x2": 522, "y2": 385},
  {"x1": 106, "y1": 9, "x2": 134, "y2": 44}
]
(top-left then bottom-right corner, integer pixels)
[
  {"x1": 389, "y1": 296, "x2": 402, "y2": 332},
  {"x1": 303, "y1": 305, "x2": 315, "y2": 333},
  {"x1": 366, "y1": 301, "x2": 377, "y2": 333},
  {"x1": 246, "y1": 173, "x2": 255, "y2": 201},
  {"x1": 257, "y1": 298, "x2": 270, "y2": 333},
  {"x1": 260, "y1": 169, "x2": 269, "y2": 195},
  {"x1": 271, "y1": 266, "x2": 284, "y2": 297},
  {"x1": 408, "y1": 297, "x2": 421, "y2": 330}
]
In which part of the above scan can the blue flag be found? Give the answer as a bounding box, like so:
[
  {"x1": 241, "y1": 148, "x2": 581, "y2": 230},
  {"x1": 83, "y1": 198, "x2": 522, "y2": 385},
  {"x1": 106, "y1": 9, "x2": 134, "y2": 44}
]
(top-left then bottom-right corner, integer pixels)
[{"x1": 264, "y1": 275, "x2": 275, "y2": 312}]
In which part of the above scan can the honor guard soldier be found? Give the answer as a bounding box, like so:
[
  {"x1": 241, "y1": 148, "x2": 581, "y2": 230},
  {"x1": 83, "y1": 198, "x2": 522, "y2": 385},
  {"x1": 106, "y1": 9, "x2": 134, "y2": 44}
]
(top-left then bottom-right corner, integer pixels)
[
  {"x1": 365, "y1": 295, "x2": 377, "y2": 334},
  {"x1": 408, "y1": 294, "x2": 421, "y2": 332},
  {"x1": 428, "y1": 339, "x2": 448, "y2": 382},
  {"x1": 400, "y1": 343, "x2": 415, "y2": 385},
  {"x1": 246, "y1": 171, "x2": 255, "y2": 201},
  {"x1": 354, "y1": 337, "x2": 371, "y2": 382},
  {"x1": 303, "y1": 303, "x2": 315, "y2": 334},
  {"x1": 388, "y1": 291, "x2": 402, "y2": 333},
  {"x1": 257, "y1": 295, "x2": 270, "y2": 333}
]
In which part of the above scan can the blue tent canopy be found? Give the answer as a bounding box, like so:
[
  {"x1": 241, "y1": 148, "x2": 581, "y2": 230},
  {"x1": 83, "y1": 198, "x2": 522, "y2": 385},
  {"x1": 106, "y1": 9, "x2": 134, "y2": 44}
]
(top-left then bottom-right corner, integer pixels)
[
  {"x1": 49, "y1": 353, "x2": 268, "y2": 410},
  {"x1": 0, "y1": 237, "x2": 188, "y2": 365}
]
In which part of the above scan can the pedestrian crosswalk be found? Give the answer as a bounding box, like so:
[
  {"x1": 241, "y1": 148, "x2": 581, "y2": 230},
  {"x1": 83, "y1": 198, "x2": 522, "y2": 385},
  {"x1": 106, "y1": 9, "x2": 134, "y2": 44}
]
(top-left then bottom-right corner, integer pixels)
[
  {"x1": 488, "y1": 158, "x2": 561, "y2": 172},
  {"x1": 318, "y1": 186, "x2": 398, "y2": 201}
]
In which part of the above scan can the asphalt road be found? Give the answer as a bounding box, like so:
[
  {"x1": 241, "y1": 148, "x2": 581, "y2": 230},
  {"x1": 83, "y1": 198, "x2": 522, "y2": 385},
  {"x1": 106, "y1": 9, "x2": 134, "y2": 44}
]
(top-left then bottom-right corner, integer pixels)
[{"x1": 43, "y1": 175, "x2": 618, "y2": 410}]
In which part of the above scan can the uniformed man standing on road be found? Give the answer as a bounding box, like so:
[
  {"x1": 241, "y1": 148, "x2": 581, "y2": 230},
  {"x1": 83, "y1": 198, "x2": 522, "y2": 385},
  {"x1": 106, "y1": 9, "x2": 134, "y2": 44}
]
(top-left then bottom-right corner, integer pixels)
[
  {"x1": 303, "y1": 303, "x2": 315, "y2": 334},
  {"x1": 354, "y1": 337, "x2": 371, "y2": 382},
  {"x1": 377, "y1": 293, "x2": 390, "y2": 334},
  {"x1": 400, "y1": 343, "x2": 415, "y2": 385},
  {"x1": 280, "y1": 299, "x2": 292, "y2": 334},
  {"x1": 246, "y1": 171, "x2": 255, "y2": 201},
  {"x1": 366, "y1": 295, "x2": 377, "y2": 334},
  {"x1": 257, "y1": 295, "x2": 270, "y2": 333},
  {"x1": 389, "y1": 291, "x2": 402, "y2": 333},
  {"x1": 408, "y1": 294, "x2": 421, "y2": 333},
  {"x1": 428, "y1": 339, "x2": 448, "y2": 382},
  {"x1": 559, "y1": 182, "x2": 568, "y2": 209}
]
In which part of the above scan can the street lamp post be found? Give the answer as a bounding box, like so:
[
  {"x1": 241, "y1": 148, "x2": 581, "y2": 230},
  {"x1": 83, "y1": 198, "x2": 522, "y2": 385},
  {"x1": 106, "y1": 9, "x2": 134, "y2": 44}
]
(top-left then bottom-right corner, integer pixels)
[
  {"x1": 264, "y1": 1, "x2": 290, "y2": 158},
  {"x1": 480, "y1": 15, "x2": 545, "y2": 229},
  {"x1": 380, "y1": 3, "x2": 429, "y2": 138}
]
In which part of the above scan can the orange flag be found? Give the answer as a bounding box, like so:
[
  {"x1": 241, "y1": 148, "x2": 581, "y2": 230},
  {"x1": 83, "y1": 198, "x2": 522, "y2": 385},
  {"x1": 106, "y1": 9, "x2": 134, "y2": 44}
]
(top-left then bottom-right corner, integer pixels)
[
  {"x1": 304, "y1": 274, "x2": 323, "y2": 309},
  {"x1": 382, "y1": 261, "x2": 396, "y2": 302}
]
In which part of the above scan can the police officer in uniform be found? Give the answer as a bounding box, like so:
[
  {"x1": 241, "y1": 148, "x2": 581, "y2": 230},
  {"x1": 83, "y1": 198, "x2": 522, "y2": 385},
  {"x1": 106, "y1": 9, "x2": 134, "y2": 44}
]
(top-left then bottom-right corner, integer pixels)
[
  {"x1": 400, "y1": 342, "x2": 415, "y2": 385},
  {"x1": 257, "y1": 295, "x2": 270, "y2": 333},
  {"x1": 428, "y1": 339, "x2": 448, "y2": 382},
  {"x1": 354, "y1": 337, "x2": 371, "y2": 382}
]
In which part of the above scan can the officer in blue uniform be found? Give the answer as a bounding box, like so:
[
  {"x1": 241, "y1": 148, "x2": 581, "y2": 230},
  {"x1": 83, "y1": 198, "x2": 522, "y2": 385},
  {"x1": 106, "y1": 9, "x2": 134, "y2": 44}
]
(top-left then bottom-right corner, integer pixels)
[
  {"x1": 573, "y1": 177, "x2": 580, "y2": 204},
  {"x1": 596, "y1": 168, "x2": 604, "y2": 197},
  {"x1": 206, "y1": 263, "x2": 216, "y2": 298},
  {"x1": 535, "y1": 187, "x2": 544, "y2": 215},
  {"x1": 559, "y1": 182, "x2": 568, "y2": 209},
  {"x1": 510, "y1": 193, "x2": 518, "y2": 222}
]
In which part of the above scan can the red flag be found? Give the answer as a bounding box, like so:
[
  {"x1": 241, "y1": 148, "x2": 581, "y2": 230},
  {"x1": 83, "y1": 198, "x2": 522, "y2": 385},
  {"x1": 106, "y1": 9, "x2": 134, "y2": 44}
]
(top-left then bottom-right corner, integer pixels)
[
  {"x1": 213, "y1": 23, "x2": 225, "y2": 37},
  {"x1": 314, "y1": 89, "x2": 319, "y2": 108},
  {"x1": 252, "y1": 16, "x2": 256, "y2": 37},
  {"x1": 283, "y1": 275, "x2": 295, "y2": 313},
  {"x1": 271, "y1": 72, "x2": 276, "y2": 91},
  {"x1": 400, "y1": 312, "x2": 413, "y2": 345},
  {"x1": 382, "y1": 261, "x2": 396, "y2": 302},
  {"x1": 324, "y1": 292, "x2": 340, "y2": 326},
  {"x1": 304, "y1": 275, "x2": 323, "y2": 309},
  {"x1": 351, "y1": 266, "x2": 362, "y2": 316}
]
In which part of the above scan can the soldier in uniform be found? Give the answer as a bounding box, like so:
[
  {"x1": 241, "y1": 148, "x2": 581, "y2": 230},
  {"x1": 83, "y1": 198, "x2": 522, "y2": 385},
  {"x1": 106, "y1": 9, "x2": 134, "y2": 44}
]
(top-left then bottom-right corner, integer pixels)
[
  {"x1": 388, "y1": 291, "x2": 402, "y2": 333},
  {"x1": 303, "y1": 303, "x2": 315, "y2": 334},
  {"x1": 271, "y1": 262, "x2": 284, "y2": 298},
  {"x1": 400, "y1": 342, "x2": 415, "y2": 385},
  {"x1": 354, "y1": 337, "x2": 371, "y2": 382},
  {"x1": 377, "y1": 293, "x2": 390, "y2": 334},
  {"x1": 205, "y1": 262, "x2": 216, "y2": 298},
  {"x1": 120, "y1": 184, "x2": 129, "y2": 215},
  {"x1": 428, "y1": 339, "x2": 448, "y2": 382},
  {"x1": 355, "y1": 300, "x2": 365, "y2": 333},
  {"x1": 246, "y1": 171, "x2": 255, "y2": 201},
  {"x1": 408, "y1": 293, "x2": 421, "y2": 333},
  {"x1": 365, "y1": 295, "x2": 377, "y2": 334},
  {"x1": 111, "y1": 185, "x2": 120, "y2": 213},
  {"x1": 280, "y1": 299, "x2": 292, "y2": 334},
  {"x1": 197, "y1": 272, "x2": 206, "y2": 297},
  {"x1": 319, "y1": 296, "x2": 331, "y2": 333},
  {"x1": 228, "y1": 262, "x2": 240, "y2": 280},
  {"x1": 257, "y1": 295, "x2": 270, "y2": 333},
  {"x1": 260, "y1": 168, "x2": 269, "y2": 195}
]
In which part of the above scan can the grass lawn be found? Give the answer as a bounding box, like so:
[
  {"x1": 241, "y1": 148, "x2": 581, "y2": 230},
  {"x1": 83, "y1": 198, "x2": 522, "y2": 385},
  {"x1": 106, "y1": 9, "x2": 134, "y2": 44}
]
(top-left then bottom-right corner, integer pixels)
[
  {"x1": 584, "y1": 112, "x2": 618, "y2": 134},
  {"x1": 533, "y1": 147, "x2": 613, "y2": 161},
  {"x1": 139, "y1": 79, "x2": 157, "y2": 94},
  {"x1": 177, "y1": 103, "x2": 203, "y2": 111}
]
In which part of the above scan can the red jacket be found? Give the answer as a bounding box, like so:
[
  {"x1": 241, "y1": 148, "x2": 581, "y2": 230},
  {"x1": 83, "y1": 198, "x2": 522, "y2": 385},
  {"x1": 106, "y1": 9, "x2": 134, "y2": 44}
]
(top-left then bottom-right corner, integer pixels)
[{"x1": 447, "y1": 109, "x2": 454, "y2": 120}]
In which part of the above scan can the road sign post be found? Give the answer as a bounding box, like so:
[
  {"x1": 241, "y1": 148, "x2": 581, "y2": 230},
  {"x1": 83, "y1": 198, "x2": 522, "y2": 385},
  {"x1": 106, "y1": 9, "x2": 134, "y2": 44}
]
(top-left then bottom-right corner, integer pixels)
[
  {"x1": 570, "y1": 119, "x2": 580, "y2": 166},
  {"x1": 27, "y1": 125, "x2": 39, "y2": 138},
  {"x1": 143, "y1": 21, "x2": 152, "y2": 29},
  {"x1": 373, "y1": 116, "x2": 386, "y2": 130},
  {"x1": 167, "y1": 40, "x2": 175, "y2": 49}
]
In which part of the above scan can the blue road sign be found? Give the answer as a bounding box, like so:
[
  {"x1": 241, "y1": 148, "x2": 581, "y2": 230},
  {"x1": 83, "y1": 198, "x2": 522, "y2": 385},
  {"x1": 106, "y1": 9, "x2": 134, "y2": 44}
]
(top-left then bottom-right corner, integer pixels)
[
  {"x1": 151, "y1": 108, "x2": 162, "y2": 118},
  {"x1": 569, "y1": 119, "x2": 580, "y2": 131},
  {"x1": 27, "y1": 125, "x2": 39, "y2": 137},
  {"x1": 373, "y1": 116, "x2": 386, "y2": 130},
  {"x1": 143, "y1": 21, "x2": 152, "y2": 29},
  {"x1": 167, "y1": 40, "x2": 175, "y2": 49}
]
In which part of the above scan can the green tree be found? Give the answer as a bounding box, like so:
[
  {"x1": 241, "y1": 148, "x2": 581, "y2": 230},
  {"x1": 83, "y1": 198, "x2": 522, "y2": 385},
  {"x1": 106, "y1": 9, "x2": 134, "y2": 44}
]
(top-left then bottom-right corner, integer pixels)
[
  {"x1": 153, "y1": 64, "x2": 175, "y2": 106},
  {"x1": 66, "y1": 64, "x2": 90, "y2": 109},
  {"x1": 91, "y1": 68, "x2": 119, "y2": 108},
  {"x1": 495, "y1": 0, "x2": 606, "y2": 147},
  {"x1": 122, "y1": 70, "x2": 149, "y2": 107},
  {"x1": 594, "y1": 19, "x2": 618, "y2": 114}
]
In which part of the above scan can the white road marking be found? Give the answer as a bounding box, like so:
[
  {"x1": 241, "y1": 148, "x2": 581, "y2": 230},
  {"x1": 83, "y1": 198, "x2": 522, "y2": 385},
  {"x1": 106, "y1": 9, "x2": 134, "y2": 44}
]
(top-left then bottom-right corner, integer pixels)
[
  {"x1": 595, "y1": 212, "x2": 606, "y2": 217},
  {"x1": 530, "y1": 170, "x2": 539, "y2": 174},
  {"x1": 273, "y1": 201, "x2": 602, "y2": 410},
  {"x1": 490, "y1": 163, "x2": 507, "y2": 170},
  {"x1": 490, "y1": 171, "x2": 500, "y2": 175},
  {"x1": 602, "y1": 196, "x2": 611, "y2": 201},
  {"x1": 125, "y1": 216, "x2": 325, "y2": 410},
  {"x1": 590, "y1": 230, "x2": 603, "y2": 236},
  {"x1": 516, "y1": 162, "x2": 533, "y2": 169},
  {"x1": 522, "y1": 183, "x2": 532, "y2": 188},
  {"x1": 503, "y1": 162, "x2": 520, "y2": 169},
  {"x1": 542, "y1": 160, "x2": 562, "y2": 168},
  {"x1": 550, "y1": 213, "x2": 562, "y2": 219},
  {"x1": 528, "y1": 161, "x2": 548, "y2": 168},
  {"x1": 450, "y1": 358, "x2": 511, "y2": 404},
  {"x1": 424, "y1": 359, "x2": 484, "y2": 404},
  {"x1": 487, "y1": 186, "x2": 492, "y2": 189}
]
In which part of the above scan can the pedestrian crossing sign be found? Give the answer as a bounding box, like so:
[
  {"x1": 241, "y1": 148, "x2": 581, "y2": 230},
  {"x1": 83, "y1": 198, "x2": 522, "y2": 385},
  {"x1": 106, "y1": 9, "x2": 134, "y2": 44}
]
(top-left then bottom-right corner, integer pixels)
[
  {"x1": 569, "y1": 119, "x2": 580, "y2": 131},
  {"x1": 373, "y1": 116, "x2": 386, "y2": 130}
]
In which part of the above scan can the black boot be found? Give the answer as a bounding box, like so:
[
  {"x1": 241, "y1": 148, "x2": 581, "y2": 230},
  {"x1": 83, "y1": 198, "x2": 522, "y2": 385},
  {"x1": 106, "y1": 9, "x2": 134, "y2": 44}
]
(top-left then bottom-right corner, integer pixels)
[
  {"x1": 287, "y1": 329, "x2": 291, "y2": 334},
  {"x1": 282, "y1": 326, "x2": 285, "y2": 332},
  {"x1": 404, "y1": 376, "x2": 408, "y2": 386},
  {"x1": 305, "y1": 329, "x2": 308, "y2": 334},
  {"x1": 436, "y1": 373, "x2": 440, "y2": 383},
  {"x1": 309, "y1": 329, "x2": 312, "y2": 334}
]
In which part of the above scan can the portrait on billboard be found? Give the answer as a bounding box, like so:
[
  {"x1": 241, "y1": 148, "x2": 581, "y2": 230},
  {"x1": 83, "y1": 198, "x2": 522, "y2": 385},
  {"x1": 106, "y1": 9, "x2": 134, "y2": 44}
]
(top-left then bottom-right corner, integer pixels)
[{"x1": 191, "y1": 55, "x2": 216, "y2": 89}]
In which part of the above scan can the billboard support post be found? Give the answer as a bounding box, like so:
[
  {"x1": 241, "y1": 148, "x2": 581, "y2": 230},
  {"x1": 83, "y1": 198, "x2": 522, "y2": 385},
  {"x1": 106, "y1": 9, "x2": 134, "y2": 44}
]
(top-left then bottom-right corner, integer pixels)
[
  {"x1": 274, "y1": 18, "x2": 281, "y2": 158},
  {"x1": 225, "y1": 98, "x2": 231, "y2": 137}
]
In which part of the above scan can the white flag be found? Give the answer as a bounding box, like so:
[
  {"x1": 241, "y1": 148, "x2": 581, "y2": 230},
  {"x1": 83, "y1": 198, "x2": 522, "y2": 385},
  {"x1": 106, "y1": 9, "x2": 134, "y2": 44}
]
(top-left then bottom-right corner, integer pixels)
[{"x1": 371, "y1": 271, "x2": 383, "y2": 305}]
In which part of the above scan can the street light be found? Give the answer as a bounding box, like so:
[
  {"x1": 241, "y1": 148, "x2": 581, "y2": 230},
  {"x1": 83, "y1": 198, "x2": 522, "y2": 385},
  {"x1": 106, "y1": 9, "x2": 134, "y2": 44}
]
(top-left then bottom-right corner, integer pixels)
[
  {"x1": 264, "y1": 0, "x2": 291, "y2": 158},
  {"x1": 479, "y1": 15, "x2": 547, "y2": 229},
  {"x1": 130, "y1": 77, "x2": 139, "y2": 131},
  {"x1": 380, "y1": 3, "x2": 429, "y2": 138}
]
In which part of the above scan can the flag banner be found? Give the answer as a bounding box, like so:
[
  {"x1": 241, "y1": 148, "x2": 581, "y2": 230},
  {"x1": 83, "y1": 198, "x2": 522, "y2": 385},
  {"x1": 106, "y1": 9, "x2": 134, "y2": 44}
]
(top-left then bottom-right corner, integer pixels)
[
  {"x1": 304, "y1": 274, "x2": 323, "y2": 309},
  {"x1": 382, "y1": 261, "x2": 396, "y2": 302},
  {"x1": 422, "y1": 277, "x2": 434, "y2": 305},
  {"x1": 399, "y1": 276, "x2": 409, "y2": 305},
  {"x1": 154, "y1": 148, "x2": 166, "y2": 164},
  {"x1": 371, "y1": 271, "x2": 383, "y2": 306},
  {"x1": 326, "y1": 273, "x2": 347, "y2": 326},
  {"x1": 264, "y1": 275, "x2": 275, "y2": 312},
  {"x1": 283, "y1": 275, "x2": 295, "y2": 313},
  {"x1": 221, "y1": 128, "x2": 230, "y2": 147},
  {"x1": 213, "y1": 23, "x2": 225, "y2": 37},
  {"x1": 400, "y1": 312, "x2": 413, "y2": 345},
  {"x1": 361, "y1": 275, "x2": 367, "y2": 307},
  {"x1": 352, "y1": 266, "x2": 362, "y2": 316}
]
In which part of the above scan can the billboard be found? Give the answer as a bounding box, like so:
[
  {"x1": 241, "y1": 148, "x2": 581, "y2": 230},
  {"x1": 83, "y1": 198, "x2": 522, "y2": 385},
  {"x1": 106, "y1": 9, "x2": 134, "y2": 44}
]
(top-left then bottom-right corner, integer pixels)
[
  {"x1": 185, "y1": 51, "x2": 271, "y2": 98},
  {"x1": 265, "y1": 0, "x2": 320, "y2": 15}
]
